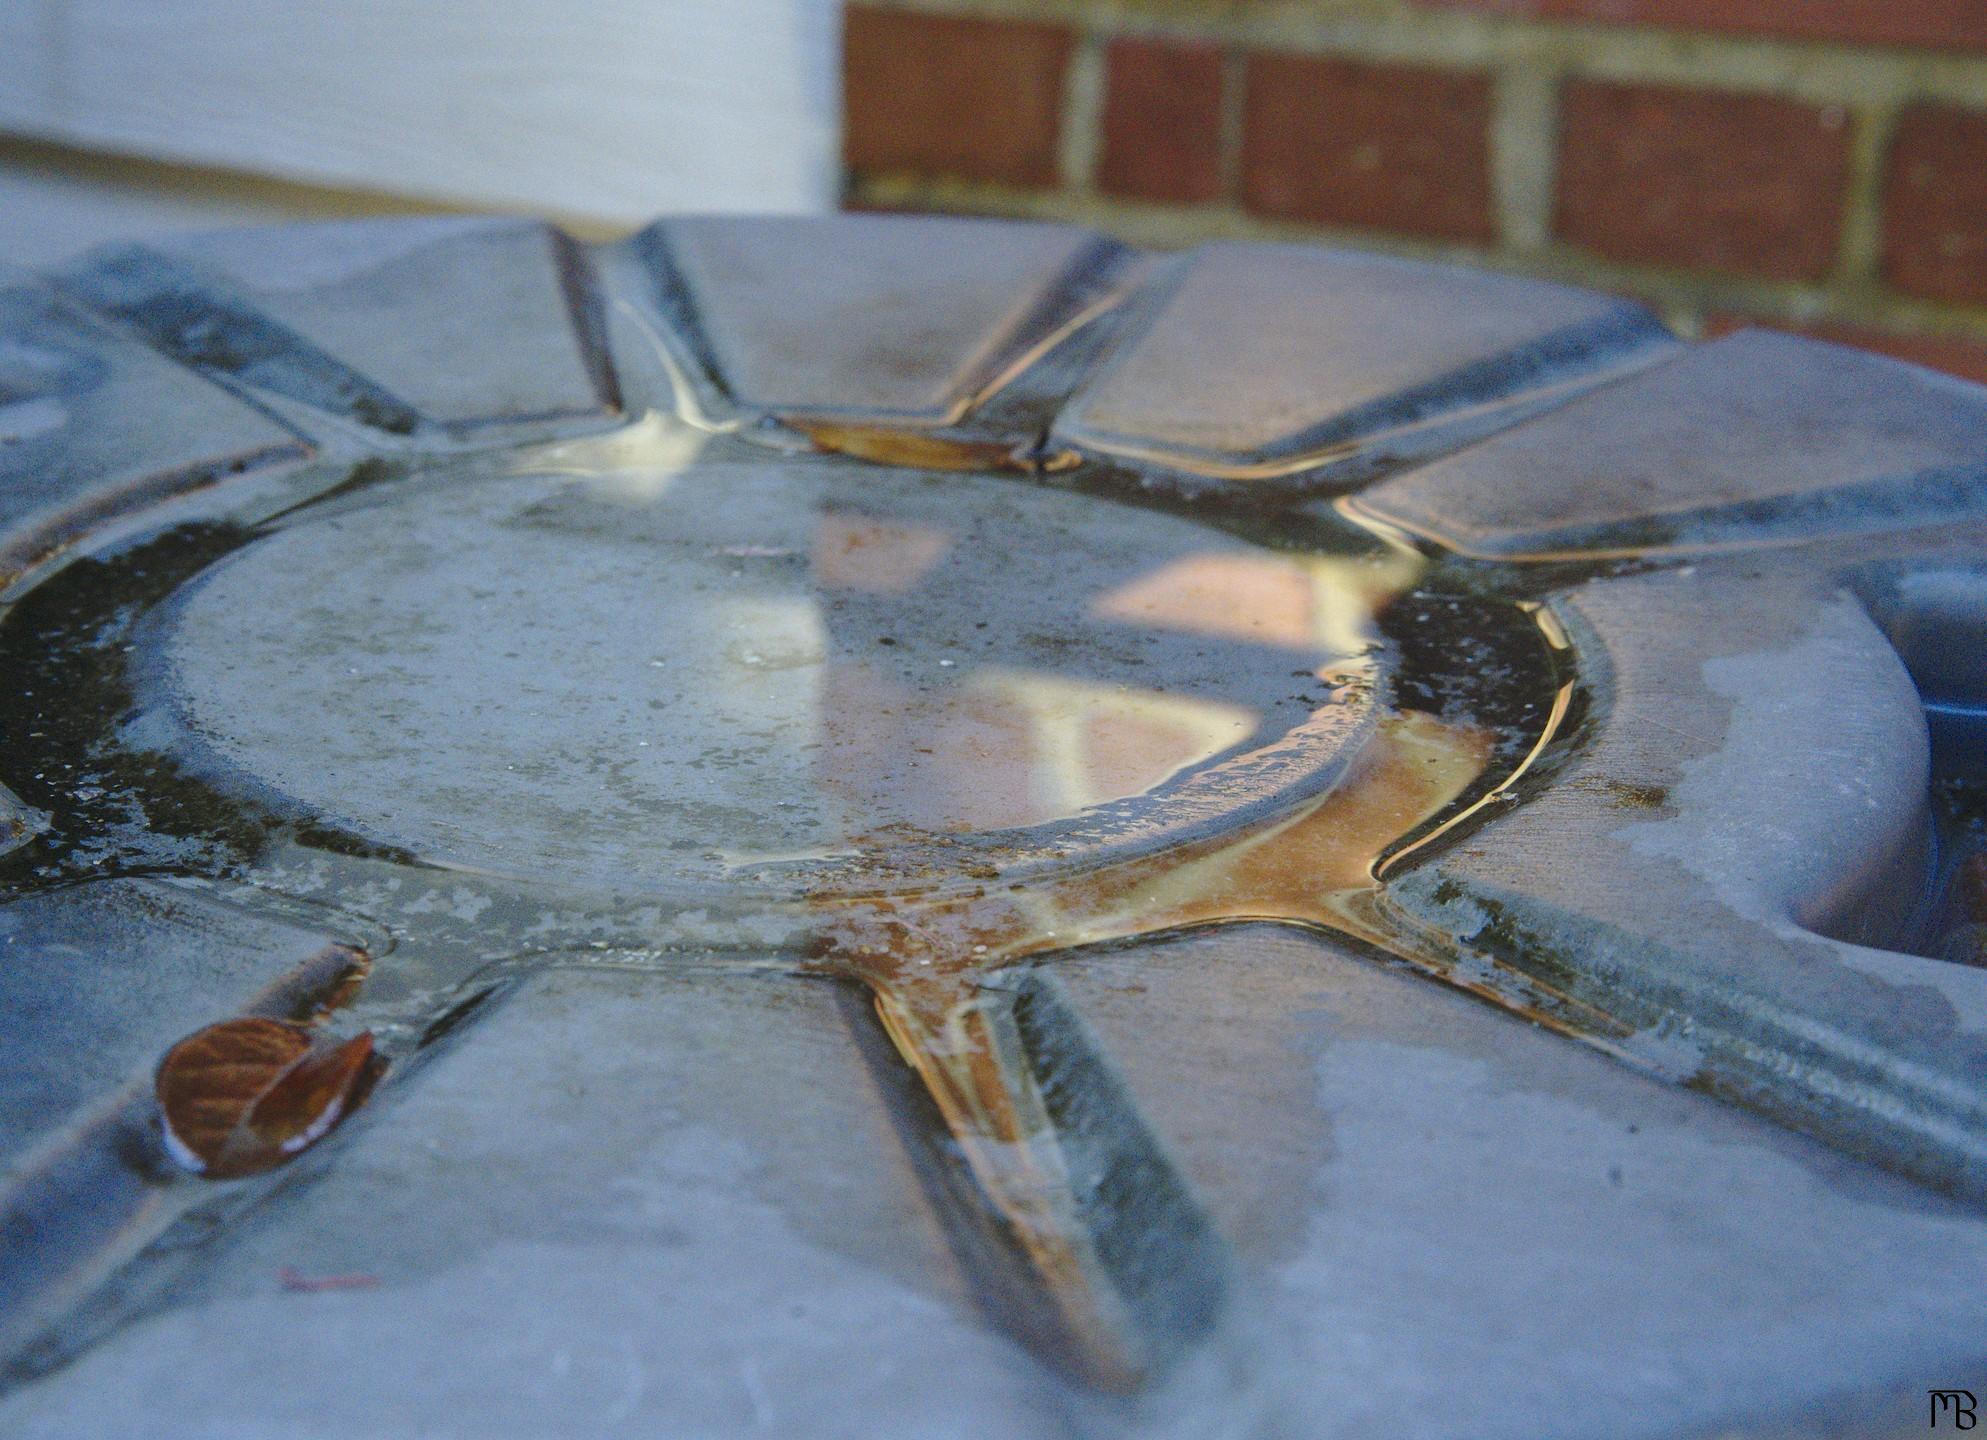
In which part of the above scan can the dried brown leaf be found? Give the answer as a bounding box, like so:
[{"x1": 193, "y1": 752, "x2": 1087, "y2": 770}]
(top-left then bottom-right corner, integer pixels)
[
  {"x1": 788, "y1": 421, "x2": 1030, "y2": 472},
  {"x1": 156, "y1": 1018, "x2": 379, "y2": 1179}
]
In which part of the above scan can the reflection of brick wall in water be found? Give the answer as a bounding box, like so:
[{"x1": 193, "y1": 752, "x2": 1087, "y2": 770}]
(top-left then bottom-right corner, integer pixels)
[{"x1": 842, "y1": 1, "x2": 1987, "y2": 386}]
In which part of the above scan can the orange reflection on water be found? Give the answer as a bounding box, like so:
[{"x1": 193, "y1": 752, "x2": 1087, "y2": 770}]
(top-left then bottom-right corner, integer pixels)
[
  {"x1": 1095, "y1": 552, "x2": 1329, "y2": 650},
  {"x1": 788, "y1": 476, "x2": 1489, "y2": 1386},
  {"x1": 815, "y1": 660, "x2": 1258, "y2": 834},
  {"x1": 806, "y1": 708, "x2": 1491, "y2": 1387}
]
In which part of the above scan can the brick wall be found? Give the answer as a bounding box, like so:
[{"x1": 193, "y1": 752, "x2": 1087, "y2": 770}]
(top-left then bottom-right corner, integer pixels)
[{"x1": 842, "y1": 0, "x2": 1987, "y2": 384}]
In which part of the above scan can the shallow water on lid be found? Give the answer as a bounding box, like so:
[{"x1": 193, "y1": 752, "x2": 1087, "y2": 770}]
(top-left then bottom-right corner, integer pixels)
[{"x1": 0, "y1": 422, "x2": 1573, "y2": 1387}]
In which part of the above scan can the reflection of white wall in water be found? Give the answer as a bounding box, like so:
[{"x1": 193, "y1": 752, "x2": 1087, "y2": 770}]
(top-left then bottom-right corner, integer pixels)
[
  {"x1": 0, "y1": 0, "x2": 838, "y2": 263},
  {"x1": 967, "y1": 670, "x2": 1258, "y2": 820}
]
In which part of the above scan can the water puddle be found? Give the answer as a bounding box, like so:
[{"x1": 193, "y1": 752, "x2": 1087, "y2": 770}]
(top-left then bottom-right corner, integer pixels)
[{"x1": 0, "y1": 416, "x2": 1575, "y2": 1389}]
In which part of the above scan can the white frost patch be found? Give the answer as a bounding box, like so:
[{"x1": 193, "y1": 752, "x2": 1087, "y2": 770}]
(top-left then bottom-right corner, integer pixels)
[
  {"x1": 1618, "y1": 594, "x2": 1926, "y2": 925},
  {"x1": 0, "y1": 395, "x2": 68, "y2": 444},
  {"x1": 1268, "y1": 1035, "x2": 1987, "y2": 1440},
  {"x1": 1820, "y1": 937, "x2": 1987, "y2": 1037},
  {"x1": 404, "y1": 886, "x2": 494, "y2": 923}
]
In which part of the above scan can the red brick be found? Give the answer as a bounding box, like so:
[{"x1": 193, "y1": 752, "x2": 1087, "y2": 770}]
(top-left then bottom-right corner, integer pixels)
[
  {"x1": 1553, "y1": 81, "x2": 1850, "y2": 281},
  {"x1": 1240, "y1": 53, "x2": 1496, "y2": 243},
  {"x1": 1703, "y1": 314, "x2": 1987, "y2": 388},
  {"x1": 844, "y1": 8, "x2": 1073, "y2": 188},
  {"x1": 1411, "y1": 1, "x2": 1987, "y2": 54},
  {"x1": 1882, "y1": 103, "x2": 1987, "y2": 306},
  {"x1": 1097, "y1": 39, "x2": 1226, "y2": 205}
]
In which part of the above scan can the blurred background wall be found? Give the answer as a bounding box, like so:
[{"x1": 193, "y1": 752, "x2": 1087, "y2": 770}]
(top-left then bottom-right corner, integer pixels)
[
  {"x1": 5, "y1": 1, "x2": 1986, "y2": 387},
  {"x1": 845, "y1": 0, "x2": 1987, "y2": 384},
  {"x1": 0, "y1": 0, "x2": 840, "y2": 261}
]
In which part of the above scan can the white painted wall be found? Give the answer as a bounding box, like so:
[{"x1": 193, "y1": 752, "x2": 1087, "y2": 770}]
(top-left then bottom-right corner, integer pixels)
[{"x1": 0, "y1": 0, "x2": 839, "y2": 264}]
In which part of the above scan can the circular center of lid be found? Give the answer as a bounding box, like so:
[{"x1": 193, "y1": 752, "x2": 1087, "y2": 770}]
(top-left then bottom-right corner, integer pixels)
[{"x1": 139, "y1": 449, "x2": 1392, "y2": 896}]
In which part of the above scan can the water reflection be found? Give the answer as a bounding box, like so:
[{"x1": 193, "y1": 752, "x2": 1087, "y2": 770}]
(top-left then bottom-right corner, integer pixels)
[
  {"x1": 135, "y1": 426, "x2": 1521, "y2": 1388},
  {"x1": 155, "y1": 443, "x2": 1414, "y2": 893}
]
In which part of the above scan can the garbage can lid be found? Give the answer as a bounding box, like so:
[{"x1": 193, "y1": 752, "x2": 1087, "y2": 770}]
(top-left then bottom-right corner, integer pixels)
[{"x1": 2, "y1": 214, "x2": 1985, "y2": 1437}]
